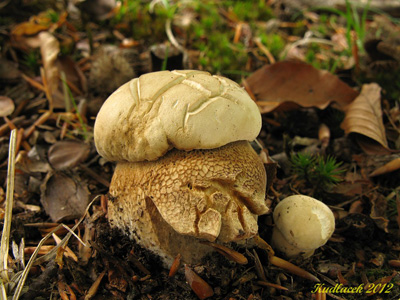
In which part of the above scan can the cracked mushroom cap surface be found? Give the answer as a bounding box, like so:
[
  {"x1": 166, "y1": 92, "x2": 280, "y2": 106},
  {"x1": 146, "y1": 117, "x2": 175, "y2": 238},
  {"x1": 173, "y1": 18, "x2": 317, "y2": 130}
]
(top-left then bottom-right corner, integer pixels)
[
  {"x1": 94, "y1": 70, "x2": 262, "y2": 162},
  {"x1": 109, "y1": 141, "x2": 269, "y2": 246},
  {"x1": 273, "y1": 195, "x2": 335, "y2": 252}
]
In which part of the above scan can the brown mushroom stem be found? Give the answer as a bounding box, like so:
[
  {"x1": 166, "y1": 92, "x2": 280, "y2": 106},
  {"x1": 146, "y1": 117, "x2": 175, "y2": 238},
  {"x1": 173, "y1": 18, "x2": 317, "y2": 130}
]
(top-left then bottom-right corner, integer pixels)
[{"x1": 108, "y1": 141, "x2": 268, "y2": 266}]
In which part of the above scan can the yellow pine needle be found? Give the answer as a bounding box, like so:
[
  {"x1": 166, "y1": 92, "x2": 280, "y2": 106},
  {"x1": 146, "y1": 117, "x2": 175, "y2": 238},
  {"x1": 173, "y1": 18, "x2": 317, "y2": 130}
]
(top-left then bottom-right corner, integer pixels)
[
  {"x1": 0, "y1": 129, "x2": 17, "y2": 282},
  {"x1": 269, "y1": 256, "x2": 320, "y2": 282},
  {"x1": 84, "y1": 270, "x2": 106, "y2": 300}
]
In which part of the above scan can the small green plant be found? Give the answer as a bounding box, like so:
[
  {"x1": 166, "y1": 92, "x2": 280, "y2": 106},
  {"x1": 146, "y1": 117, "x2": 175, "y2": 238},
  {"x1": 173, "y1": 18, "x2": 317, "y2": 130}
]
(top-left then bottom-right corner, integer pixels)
[
  {"x1": 343, "y1": 0, "x2": 370, "y2": 53},
  {"x1": 259, "y1": 32, "x2": 285, "y2": 58},
  {"x1": 21, "y1": 50, "x2": 41, "y2": 74},
  {"x1": 60, "y1": 72, "x2": 90, "y2": 141},
  {"x1": 291, "y1": 153, "x2": 345, "y2": 191},
  {"x1": 309, "y1": 0, "x2": 370, "y2": 55},
  {"x1": 45, "y1": 9, "x2": 60, "y2": 23}
]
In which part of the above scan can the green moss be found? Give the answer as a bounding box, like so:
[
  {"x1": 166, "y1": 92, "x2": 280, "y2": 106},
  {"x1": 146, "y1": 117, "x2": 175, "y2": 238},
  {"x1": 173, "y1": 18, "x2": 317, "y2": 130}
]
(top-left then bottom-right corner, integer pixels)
[
  {"x1": 225, "y1": 0, "x2": 273, "y2": 22},
  {"x1": 290, "y1": 153, "x2": 345, "y2": 191},
  {"x1": 107, "y1": 0, "x2": 279, "y2": 76},
  {"x1": 45, "y1": 9, "x2": 59, "y2": 23},
  {"x1": 21, "y1": 49, "x2": 41, "y2": 75},
  {"x1": 259, "y1": 33, "x2": 285, "y2": 58}
]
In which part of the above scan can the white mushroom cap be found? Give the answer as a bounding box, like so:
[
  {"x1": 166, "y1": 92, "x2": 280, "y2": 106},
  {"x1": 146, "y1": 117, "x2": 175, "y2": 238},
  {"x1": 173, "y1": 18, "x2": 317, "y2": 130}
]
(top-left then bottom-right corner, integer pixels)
[
  {"x1": 271, "y1": 195, "x2": 335, "y2": 258},
  {"x1": 94, "y1": 70, "x2": 261, "y2": 162}
]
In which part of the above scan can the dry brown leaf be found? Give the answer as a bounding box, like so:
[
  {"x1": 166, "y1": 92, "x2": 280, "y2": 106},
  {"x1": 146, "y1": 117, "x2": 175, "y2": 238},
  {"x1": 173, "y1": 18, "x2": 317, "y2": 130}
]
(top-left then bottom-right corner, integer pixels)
[
  {"x1": 56, "y1": 56, "x2": 88, "y2": 95},
  {"x1": 0, "y1": 96, "x2": 15, "y2": 117},
  {"x1": 369, "y1": 157, "x2": 400, "y2": 177},
  {"x1": 48, "y1": 140, "x2": 90, "y2": 170},
  {"x1": 244, "y1": 61, "x2": 358, "y2": 113},
  {"x1": 16, "y1": 148, "x2": 52, "y2": 174},
  {"x1": 0, "y1": 58, "x2": 21, "y2": 82},
  {"x1": 11, "y1": 22, "x2": 49, "y2": 37},
  {"x1": 341, "y1": 83, "x2": 390, "y2": 154},
  {"x1": 19, "y1": 32, "x2": 86, "y2": 109},
  {"x1": 16, "y1": 32, "x2": 62, "y2": 108},
  {"x1": 11, "y1": 11, "x2": 67, "y2": 37},
  {"x1": 40, "y1": 171, "x2": 90, "y2": 222},
  {"x1": 370, "y1": 193, "x2": 389, "y2": 233},
  {"x1": 39, "y1": 32, "x2": 61, "y2": 107},
  {"x1": 76, "y1": 0, "x2": 118, "y2": 20}
]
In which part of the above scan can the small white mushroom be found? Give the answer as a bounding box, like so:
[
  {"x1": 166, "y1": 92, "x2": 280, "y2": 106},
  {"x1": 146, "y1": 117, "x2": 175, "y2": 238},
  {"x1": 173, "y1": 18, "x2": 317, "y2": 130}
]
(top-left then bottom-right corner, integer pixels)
[
  {"x1": 94, "y1": 70, "x2": 269, "y2": 266},
  {"x1": 271, "y1": 195, "x2": 335, "y2": 258}
]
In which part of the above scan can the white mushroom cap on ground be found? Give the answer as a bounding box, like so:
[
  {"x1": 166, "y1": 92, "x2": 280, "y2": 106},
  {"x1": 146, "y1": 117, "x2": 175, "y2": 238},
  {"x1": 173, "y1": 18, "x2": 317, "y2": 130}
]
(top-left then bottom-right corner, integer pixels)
[
  {"x1": 94, "y1": 70, "x2": 262, "y2": 162},
  {"x1": 94, "y1": 70, "x2": 269, "y2": 266},
  {"x1": 271, "y1": 194, "x2": 335, "y2": 258}
]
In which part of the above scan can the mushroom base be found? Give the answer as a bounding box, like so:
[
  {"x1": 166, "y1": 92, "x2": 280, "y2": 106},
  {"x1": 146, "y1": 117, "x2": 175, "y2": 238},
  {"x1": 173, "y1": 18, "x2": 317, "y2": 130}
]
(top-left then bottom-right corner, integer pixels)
[
  {"x1": 107, "y1": 141, "x2": 269, "y2": 266},
  {"x1": 108, "y1": 192, "x2": 214, "y2": 266}
]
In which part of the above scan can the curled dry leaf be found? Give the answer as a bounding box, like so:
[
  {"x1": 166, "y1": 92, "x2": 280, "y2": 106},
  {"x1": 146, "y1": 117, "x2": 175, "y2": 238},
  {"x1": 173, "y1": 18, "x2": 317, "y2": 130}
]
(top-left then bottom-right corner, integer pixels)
[
  {"x1": 39, "y1": 31, "x2": 61, "y2": 107},
  {"x1": 40, "y1": 171, "x2": 90, "y2": 222},
  {"x1": 341, "y1": 83, "x2": 390, "y2": 154},
  {"x1": 244, "y1": 61, "x2": 358, "y2": 113},
  {"x1": 318, "y1": 123, "x2": 330, "y2": 149},
  {"x1": 11, "y1": 20, "x2": 49, "y2": 37},
  {"x1": 48, "y1": 140, "x2": 91, "y2": 170},
  {"x1": 369, "y1": 193, "x2": 389, "y2": 233},
  {"x1": 11, "y1": 11, "x2": 67, "y2": 37},
  {"x1": 369, "y1": 157, "x2": 400, "y2": 177},
  {"x1": 22, "y1": 32, "x2": 85, "y2": 109},
  {"x1": 16, "y1": 148, "x2": 52, "y2": 174},
  {"x1": 184, "y1": 264, "x2": 214, "y2": 300},
  {"x1": 0, "y1": 96, "x2": 15, "y2": 117}
]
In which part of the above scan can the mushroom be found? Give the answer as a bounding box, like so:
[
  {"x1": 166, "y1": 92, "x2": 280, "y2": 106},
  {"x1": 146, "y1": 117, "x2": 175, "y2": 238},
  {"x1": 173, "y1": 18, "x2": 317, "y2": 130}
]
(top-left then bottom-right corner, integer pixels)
[
  {"x1": 271, "y1": 194, "x2": 335, "y2": 258},
  {"x1": 94, "y1": 70, "x2": 269, "y2": 266}
]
